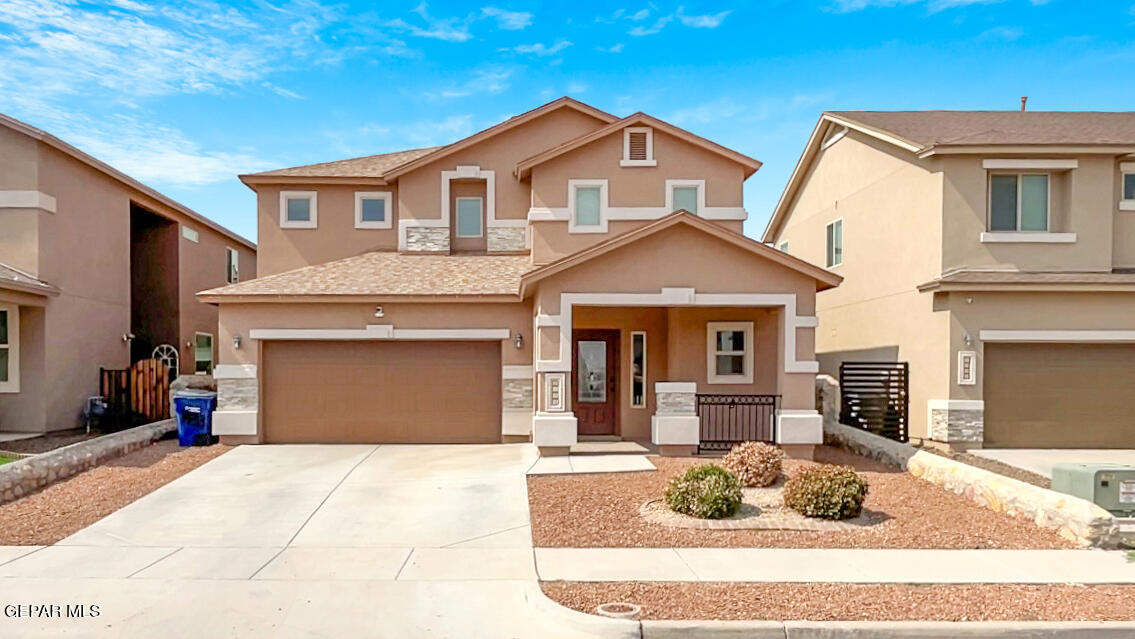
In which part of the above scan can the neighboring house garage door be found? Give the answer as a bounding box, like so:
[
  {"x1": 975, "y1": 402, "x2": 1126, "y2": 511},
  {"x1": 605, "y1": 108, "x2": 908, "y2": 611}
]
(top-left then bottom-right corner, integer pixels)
[
  {"x1": 984, "y1": 343, "x2": 1135, "y2": 448},
  {"x1": 261, "y1": 340, "x2": 501, "y2": 444}
]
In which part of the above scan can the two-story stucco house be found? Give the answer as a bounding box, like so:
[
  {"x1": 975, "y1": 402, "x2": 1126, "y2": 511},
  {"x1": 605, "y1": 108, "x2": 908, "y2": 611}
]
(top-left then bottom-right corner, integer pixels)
[
  {"x1": 200, "y1": 97, "x2": 841, "y2": 457},
  {"x1": 764, "y1": 110, "x2": 1135, "y2": 450},
  {"x1": 0, "y1": 113, "x2": 257, "y2": 435}
]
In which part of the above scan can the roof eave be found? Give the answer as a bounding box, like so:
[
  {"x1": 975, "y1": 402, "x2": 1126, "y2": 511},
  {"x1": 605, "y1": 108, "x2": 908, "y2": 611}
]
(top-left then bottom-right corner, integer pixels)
[
  {"x1": 0, "y1": 279, "x2": 61, "y2": 297},
  {"x1": 197, "y1": 292, "x2": 522, "y2": 304},
  {"x1": 918, "y1": 143, "x2": 1135, "y2": 158},
  {"x1": 239, "y1": 174, "x2": 391, "y2": 187}
]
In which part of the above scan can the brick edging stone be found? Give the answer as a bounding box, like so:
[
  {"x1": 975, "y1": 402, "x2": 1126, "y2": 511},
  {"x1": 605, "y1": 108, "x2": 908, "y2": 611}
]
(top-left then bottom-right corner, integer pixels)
[
  {"x1": 0, "y1": 419, "x2": 176, "y2": 504},
  {"x1": 815, "y1": 376, "x2": 1120, "y2": 548}
]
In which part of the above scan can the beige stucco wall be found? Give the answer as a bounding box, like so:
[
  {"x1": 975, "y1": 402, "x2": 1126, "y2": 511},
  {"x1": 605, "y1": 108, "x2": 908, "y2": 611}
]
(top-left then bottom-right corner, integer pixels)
[{"x1": 771, "y1": 130, "x2": 948, "y2": 439}]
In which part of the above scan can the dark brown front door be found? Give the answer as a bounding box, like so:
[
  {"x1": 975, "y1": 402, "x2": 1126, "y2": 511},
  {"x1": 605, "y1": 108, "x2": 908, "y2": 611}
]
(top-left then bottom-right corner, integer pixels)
[{"x1": 573, "y1": 329, "x2": 619, "y2": 436}]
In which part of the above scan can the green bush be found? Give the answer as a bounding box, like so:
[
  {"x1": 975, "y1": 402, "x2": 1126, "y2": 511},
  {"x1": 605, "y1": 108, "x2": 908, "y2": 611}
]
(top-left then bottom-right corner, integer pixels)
[
  {"x1": 665, "y1": 464, "x2": 743, "y2": 519},
  {"x1": 782, "y1": 465, "x2": 869, "y2": 520},
  {"x1": 721, "y1": 441, "x2": 785, "y2": 487}
]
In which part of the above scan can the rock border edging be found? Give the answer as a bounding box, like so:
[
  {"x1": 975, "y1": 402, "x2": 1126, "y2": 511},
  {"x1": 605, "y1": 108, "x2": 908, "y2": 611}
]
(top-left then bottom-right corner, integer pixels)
[{"x1": 0, "y1": 420, "x2": 176, "y2": 504}]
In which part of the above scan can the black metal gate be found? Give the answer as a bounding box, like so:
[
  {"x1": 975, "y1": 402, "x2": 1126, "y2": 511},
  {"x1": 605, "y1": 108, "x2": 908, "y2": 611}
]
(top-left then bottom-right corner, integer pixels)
[
  {"x1": 696, "y1": 394, "x2": 778, "y2": 453},
  {"x1": 839, "y1": 361, "x2": 909, "y2": 442}
]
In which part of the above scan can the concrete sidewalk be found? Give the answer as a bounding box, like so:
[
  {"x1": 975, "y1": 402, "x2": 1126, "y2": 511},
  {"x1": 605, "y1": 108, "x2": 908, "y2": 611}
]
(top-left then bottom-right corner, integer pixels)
[
  {"x1": 535, "y1": 548, "x2": 1135, "y2": 583},
  {"x1": 972, "y1": 448, "x2": 1135, "y2": 478}
]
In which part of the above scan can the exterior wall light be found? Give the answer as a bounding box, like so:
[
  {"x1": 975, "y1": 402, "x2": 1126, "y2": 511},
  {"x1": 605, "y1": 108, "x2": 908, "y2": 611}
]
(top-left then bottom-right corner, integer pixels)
[
  {"x1": 233, "y1": 334, "x2": 242, "y2": 349},
  {"x1": 514, "y1": 333, "x2": 524, "y2": 349}
]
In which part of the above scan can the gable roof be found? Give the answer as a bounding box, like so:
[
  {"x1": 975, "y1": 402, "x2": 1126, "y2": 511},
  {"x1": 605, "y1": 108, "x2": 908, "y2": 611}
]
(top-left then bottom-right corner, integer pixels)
[
  {"x1": 242, "y1": 147, "x2": 441, "y2": 181},
  {"x1": 520, "y1": 211, "x2": 841, "y2": 298},
  {"x1": 198, "y1": 251, "x2": 533, "y2": 301},
  {"x1": 0, "y1": 113, "x2": 255, "y2": 250},
  {"x1": 514, "y1": 112, "x2": 762, "y2": 180}
]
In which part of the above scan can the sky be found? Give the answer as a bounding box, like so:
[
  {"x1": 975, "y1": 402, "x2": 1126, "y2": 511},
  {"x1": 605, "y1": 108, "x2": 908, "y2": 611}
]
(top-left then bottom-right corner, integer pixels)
[{"x1": 1, "y1": 0, "x2": 1133, "y2": 243}]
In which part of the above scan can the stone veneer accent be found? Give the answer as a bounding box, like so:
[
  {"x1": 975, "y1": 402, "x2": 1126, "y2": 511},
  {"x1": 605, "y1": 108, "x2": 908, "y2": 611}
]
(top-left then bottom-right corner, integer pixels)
[
  {"x1": 929, "y1": 404, "x2": 984, "y2": 444},
  {"x1": 0, "y1": 420, "x2": 175, "y2": 504},
  {"x1": 816, "y1": 377, "x2": 1120, "y2": 548},
  {"x1": 502, "y1": 378, "x2": 533, "y2": 410},
  {"x1": 487, "y1": 227, "x2": 526, "y2": 253},
  {"x1": 405, "y1": 226, "x2": 450, "y2": 252},
  {"x1": 655, "y1": 390, "x2": 696, "y2": 416},
  {"x1": 218, "y1": 378, "x2": 258, "y2": 412}
]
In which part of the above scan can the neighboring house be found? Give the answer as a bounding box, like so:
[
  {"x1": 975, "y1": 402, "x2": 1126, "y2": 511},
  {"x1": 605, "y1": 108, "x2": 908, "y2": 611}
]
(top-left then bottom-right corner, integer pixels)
[
  {"x1": 199, "y1": 97, "x2": 840, "y2": 457},
  {"x1": 0, "y1": 113, "x2": 257, "y2": 435},
  {"x1": 764, "y1": 110, "x2": 1135, "y2": 450}
]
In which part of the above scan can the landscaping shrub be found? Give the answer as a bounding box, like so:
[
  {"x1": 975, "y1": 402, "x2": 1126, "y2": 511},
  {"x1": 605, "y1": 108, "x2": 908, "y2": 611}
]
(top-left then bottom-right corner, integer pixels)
[
  {"x1": 782, "y1": 465, "x2": 869, "y2": 520},
  {"x1": 664, "y1": 464, "x2": 743, "y2": 519},
  {"x1": 721, "y1": 441, "x2": 784, "y2": 487}
]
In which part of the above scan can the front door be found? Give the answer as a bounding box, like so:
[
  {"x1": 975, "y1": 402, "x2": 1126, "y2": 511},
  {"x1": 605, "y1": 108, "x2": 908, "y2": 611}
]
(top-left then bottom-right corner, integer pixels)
[{"x1": 573, "y1": 329, "x2": 619, "y2": 436}]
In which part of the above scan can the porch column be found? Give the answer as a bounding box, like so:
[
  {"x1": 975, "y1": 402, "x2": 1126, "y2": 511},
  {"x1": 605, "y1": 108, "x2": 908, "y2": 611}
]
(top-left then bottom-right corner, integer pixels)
[
  {"x1": 532, "y1": 372, "x2": 576, "y2": 456},
  {"x1": 651, "y1": 382, "x2": 699, "y2": 456}
]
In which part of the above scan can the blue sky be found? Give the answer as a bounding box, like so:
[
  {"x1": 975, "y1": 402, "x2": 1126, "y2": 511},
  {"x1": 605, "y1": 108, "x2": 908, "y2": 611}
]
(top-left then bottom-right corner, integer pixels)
[{"x1": 1, "y1": 0, "x2": 1132, "y2": 242}]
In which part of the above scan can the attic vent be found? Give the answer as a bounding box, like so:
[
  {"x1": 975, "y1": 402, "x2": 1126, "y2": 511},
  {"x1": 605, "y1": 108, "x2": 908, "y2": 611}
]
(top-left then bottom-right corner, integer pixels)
[{"x1": 628, "y1": 131, "x2": 648, "y2": 160}]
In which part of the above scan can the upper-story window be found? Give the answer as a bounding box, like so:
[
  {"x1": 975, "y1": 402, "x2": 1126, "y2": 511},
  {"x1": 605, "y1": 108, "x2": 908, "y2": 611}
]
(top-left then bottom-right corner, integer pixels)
[
  {"x1": 826, "y1": 219, "x2": 843, "y2": 268},
  {"x1": 667, "y1": 179, "x2": 703, "y2": 214},
  {"x1": 1120, "y1": 163, "x2": 1135, "y2": 211},
  {"x1": 568, "y1": 179, "x2": 608, "y2": 233},
  {"x1": 280, "y1": 191, "x2": 318, "y2": 229},
  {"x1": 355, "y1": 192, "x2": 392, "y2": 229},
  {"x1": 621, "y1": 127, "x2": 656, "y2": 167},
  {"x1": 455, "y1": 197, "x2": 484, "y2": 238},
  {"x1": 989, "y1": 173, "x2": 1048, "y2": 232},
  {"x1": 225, "y1": 247, "x2": 239, "y2": 284}
]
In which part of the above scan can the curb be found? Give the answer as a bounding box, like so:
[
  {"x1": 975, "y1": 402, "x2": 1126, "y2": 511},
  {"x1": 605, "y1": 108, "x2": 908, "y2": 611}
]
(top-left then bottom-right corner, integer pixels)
[
  {"x1": 640, "y1": 619, "x2": 1135, "y2": 638},
  {"x1": 524, "y1": 582, "x2": 640, "y2": 639}
]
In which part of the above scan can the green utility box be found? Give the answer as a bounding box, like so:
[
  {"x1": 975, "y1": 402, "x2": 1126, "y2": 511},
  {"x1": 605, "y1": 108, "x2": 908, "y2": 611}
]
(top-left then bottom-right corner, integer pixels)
[{"x1": 1051, "y1": 464, "x2": 1135, "y2": 517}]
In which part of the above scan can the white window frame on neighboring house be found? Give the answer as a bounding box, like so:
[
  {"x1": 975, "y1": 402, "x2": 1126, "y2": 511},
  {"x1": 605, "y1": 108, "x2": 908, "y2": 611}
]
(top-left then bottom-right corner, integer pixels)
[
  {"x1": 666, "y1": 179, "x2": 704, "y2": 215},
  {"x1": 0, "y1": 303, "x2": 19, "y2": 393},
  {"x1": 225, "y1": 247, "x2": 239, "y2": 284},
  {"x1": 454, "y1": 196, "x2": 485, "y2": 238},
  {"x1": 568, "y1": 179, "x2": 609, "y2": 234},
  {"x1": 826, "y1": 218, "x2": 843, "y2": 268},
  {"x1": 194, "y1": 332, "x2": 214, "y2": 375},
  {"x1": 354, "y1": 191, "x2": 393, "y2": 229},
  {"x1": 620, "y1": 126, "x2": 656, "y2": 167},
  {"x1": 279, "y1": 191, "x2": 318, "y2": 229},
  {"x1": 706, "y1": 321, "x2": 754, "y2": 384},
  {"x1": 1120, "y1": 162, "x2": 1135, "y2": 211}
]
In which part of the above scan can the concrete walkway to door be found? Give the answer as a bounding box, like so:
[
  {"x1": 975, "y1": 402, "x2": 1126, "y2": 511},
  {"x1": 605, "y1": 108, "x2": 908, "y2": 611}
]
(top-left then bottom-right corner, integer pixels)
[{"x1": 0, "y1": 444, "x2": 637, "y2": 639}]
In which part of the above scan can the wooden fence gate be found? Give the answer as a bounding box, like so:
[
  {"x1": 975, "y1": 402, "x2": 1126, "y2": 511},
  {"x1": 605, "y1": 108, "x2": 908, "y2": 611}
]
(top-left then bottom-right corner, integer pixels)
[
  {"x1": 839, "y1": 361, "x2": 909, "y2": 443},
  {"x1": 100, "y1": 358, "x2": 171, "y2": 425}
]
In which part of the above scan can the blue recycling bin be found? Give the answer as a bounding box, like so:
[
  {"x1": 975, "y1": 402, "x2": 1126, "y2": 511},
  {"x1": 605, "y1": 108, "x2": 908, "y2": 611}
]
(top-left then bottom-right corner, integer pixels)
[{"x1": 173, "y1": 390, "x2": 217, "y2": 446}]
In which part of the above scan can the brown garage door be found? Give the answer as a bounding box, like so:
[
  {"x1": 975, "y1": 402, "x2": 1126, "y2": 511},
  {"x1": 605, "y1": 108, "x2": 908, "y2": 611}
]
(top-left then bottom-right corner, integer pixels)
[
  {"x1": 262, "y1": 340, "x2": 501, "y2": 444},
  {"x1": 984, "y1": 343, "x2": 1135, "y2": 448}
]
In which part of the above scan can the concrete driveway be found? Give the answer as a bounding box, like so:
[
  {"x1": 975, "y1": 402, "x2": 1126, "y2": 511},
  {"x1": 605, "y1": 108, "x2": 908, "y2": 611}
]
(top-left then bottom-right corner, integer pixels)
[
  {"x1": 0, "y1": 444, "x2": 634, "y2": 639},
  {"x1": 971, "y1": 448, "x2": 1135, "y2": 478}
]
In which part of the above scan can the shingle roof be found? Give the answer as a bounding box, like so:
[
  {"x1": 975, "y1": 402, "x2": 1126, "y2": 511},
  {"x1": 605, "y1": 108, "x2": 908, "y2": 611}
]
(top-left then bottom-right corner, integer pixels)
[
  {"x1": 0, "y1": 262, "x2": 59, "y2": 296},
  {"x1": 245, "y1": 147, "x2": 442, "y2": 178},
  {"x1": 918, "y1": 270, "x2": 1135, "y2": 291},
  {"x1": 828, "y1": 111, "x2": 1135, "y2": 149},
  {"x1": 199, "y1": 252, "x2": 534, "y2": 298}
]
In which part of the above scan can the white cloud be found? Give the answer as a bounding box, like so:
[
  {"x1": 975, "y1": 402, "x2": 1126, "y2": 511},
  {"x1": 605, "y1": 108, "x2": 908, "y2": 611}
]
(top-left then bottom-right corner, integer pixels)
[
  {"x1": 829, "y1": 0, "x2": 1003, "y2": 12},
  {"x1": 567, "y1": 82, "x2": 588, "y2": 94},
  {"x1": 629, "y1": 15, "x2": 673, "y2": 36},
  {"x1": 666, "y1": 98, "x2": 746, "y2": 126},
  {"x1": 677, "y1": 8, "x2": 731, "y2": 28},
  {"x1": 630, "y1": 8, "x2": 651, "y2": 20},
  {"x1": 975, "y1": 25, "x2": 1023, "y2": 40},
  {"x1": 428, "y1": 67, "x2": 514, "y2": 99},
  {"x1": 597, "y1": 43, "x2": 625, "y2": 53},
  {"x1": 481, "y1": 7, "x2": 533, "y2": 30},
  {"x1": 386, "y1": 3, "x2": 472, "y2": 42},
  {"x1": 508, "y1": 40, "x2": 573, "y2": 56}
]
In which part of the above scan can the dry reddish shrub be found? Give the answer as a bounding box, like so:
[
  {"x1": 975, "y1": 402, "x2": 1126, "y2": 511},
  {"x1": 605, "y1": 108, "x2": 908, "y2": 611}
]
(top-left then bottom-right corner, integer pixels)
[{"x1": 721, "y1": 441, "x2": 785, "y2": 487}]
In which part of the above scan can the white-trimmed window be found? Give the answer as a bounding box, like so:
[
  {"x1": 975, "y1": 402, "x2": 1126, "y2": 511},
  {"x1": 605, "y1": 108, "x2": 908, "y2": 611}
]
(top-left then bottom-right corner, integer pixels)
[
  {"x1": 194, "y1": 332, "x2": 214, "y2": 375},
  {"x1": 1121, "y1": 162, "x2": 1135, "y2": 211},
  {"x1": 666, "y1": 179, "x2": 704, "y2": 215},
  {"x1": 631, "y1": 331, "x2": 646, "y2": 408},
  {"x1": 355, "y1": 191, "x2": 393, "y2": 229},
  {"x1": 280, "y1": 191, "x2": 317, "y2": 229},
  {"x1": 707, "y1": 322, "x2": 753, "y2": 384},
  {"x1": 989, "y1": 173, "x2": 1049, "y2": 232},
  {"x1": 0, "y1": 303, "x2": 18, "y2": 393},
  {"x1": 455, "y1": 197, "x2": 484, "y2": 238},
  {"x1": 568, "y1": 179, "x2": 608, "y2": 233},
  {"x1": 826, "y1": 219, "x2": 843, "y2": 268},
  {"x1": 621, "y1": 127, "x2": 656, "y2": 167},
  {"x1": 225, "y1": 247, "x2": 239, "y2": 284}
]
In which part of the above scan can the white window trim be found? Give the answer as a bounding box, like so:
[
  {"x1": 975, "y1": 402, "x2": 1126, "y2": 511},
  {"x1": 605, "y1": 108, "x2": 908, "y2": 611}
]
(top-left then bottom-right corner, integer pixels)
[
  {"x1": 194, "y1": 332, "x2": 214, "y2": 375},
  {"x1": 225, "y1": 247, "x2": 239, "y2": 284},
  {"x1": 826, "y1": 218, "x2": 843, "y2": 268},
  {"x1": 280, "y1": 191, "x2": 318, "y2": 229},
  {"x1": 1120, "y1": 163, "x2": 1135, "y2": 211},
  {"x1": 706, "y1": 321, "x2": 754, "y2": 385},
  {"x1": 181, "y1": 225, "x2": 199, "y2": 243},
  {"x1": 957, "y1": 350, "x2": 977, "y2": 386},
  {"x1": 0, "y1": 303, "x2": 19, "y2": 393},
  {"x1": 982, "y1": 159, "x2": 1078, "y2": 170},
  {"x1": 568, "y1": 179, "x2": 609, "y2": 234},
  {"x1": 987, "y1": 172, "x2": 1051, "y2": 233},
  {"x1": 454, "y1": 196, "x2": 485, "y2": 238},
  {"x1": 354, "y1": 191, "x2": 393, "y2": 230},
  {"x1": 979, "y1": 231, "x2": 1076, "y2": 243},
  {"x1": 620, "y1": 126, "x2": 656, "y2": 167},
  {"x1": 665, "y1": 179, "x2": 705, "y2": 215},
  {"x1": 630, "y1": 331, "x2": 647, "y2": 408}
]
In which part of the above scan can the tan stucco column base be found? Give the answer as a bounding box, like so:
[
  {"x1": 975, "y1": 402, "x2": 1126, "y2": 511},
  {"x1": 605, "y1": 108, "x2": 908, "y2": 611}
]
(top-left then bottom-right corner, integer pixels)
[
  {"x1": 659, "y1": 444, "x2": 697, "y2": 457},
  {"x1": 219, "y1": 435, "x2": 259, "y2": 446},
  {"x1": 780, "y1": 443, "x2": 815, "y2": 460},
  {"x1": 537, "y1": 446, "x2": 571, "y2": 457}
]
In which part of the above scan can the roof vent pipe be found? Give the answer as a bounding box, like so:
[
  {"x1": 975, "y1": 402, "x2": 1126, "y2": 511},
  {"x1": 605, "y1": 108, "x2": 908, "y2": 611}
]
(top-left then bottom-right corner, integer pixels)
[{"x1": 1020, "y1": 96, "x2": 1028, "y2": 111}]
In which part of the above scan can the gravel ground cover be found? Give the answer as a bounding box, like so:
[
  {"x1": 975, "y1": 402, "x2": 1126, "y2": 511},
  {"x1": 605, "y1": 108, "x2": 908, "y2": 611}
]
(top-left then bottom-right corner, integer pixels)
[
  {"x1": 527, "y1": 446, "x2": 1074, "y2": 549},
  {"x1": 542, "y1": 582, "x2": 1135, "y2": 621},
  {"x1": 0, "y1": 429, "x2": 101, "y2": 455},
  {"x1": 0, "y1": 439, "x2": 229, "y2": 545}
]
